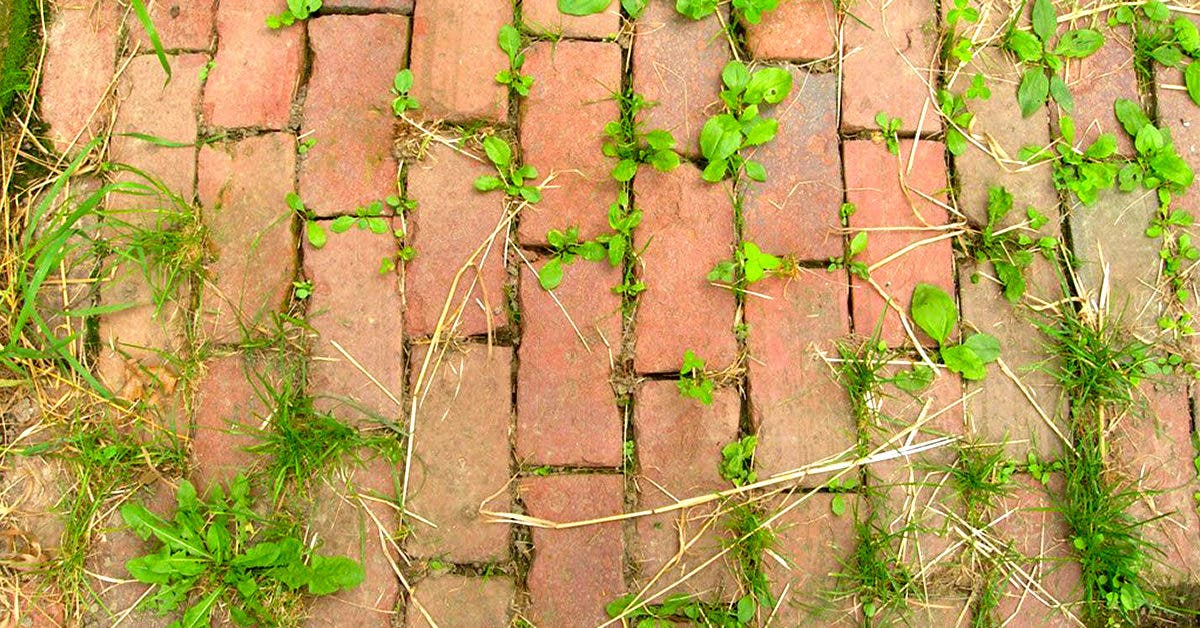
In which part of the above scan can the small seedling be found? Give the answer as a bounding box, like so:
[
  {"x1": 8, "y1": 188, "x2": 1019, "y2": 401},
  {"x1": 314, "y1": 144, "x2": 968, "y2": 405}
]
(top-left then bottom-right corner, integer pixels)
[
  {"x1": 495, "y1": 25, "x2": 533, "y2": 96},
  {"x1": 603, "y1": 92, "x2": 681, "y2": 182},
  {"x1": 966, "y1": 186, "x2": 1058, "y2": 303},
  {"x1": 828, "y1": 231, "x2": 869, "y2": 280},
  {"x1": 708, "y1": 241, "x2": 783, "y2": 289},
  {"x1": 1113, "y1": 98, "x2": 1194, "y2": 195},
  {"x1": 874, "y1": 112, "x2": 902, "y2": 155},
  {"x1": 474, "y1": 136, "x2": 542, "y2": 203},
  {"x1": 1038, "y1": 116, "x2": 1121, "y2": 206},
  {"x1": 677, "y1": 350, "x2": 714, "y2": 404},
  {"x1": 537, "y1": 226, "x2": 605, "y2": 290},
  {"x1": 391, "y1": 69, "x2": 419, "y2": 115},
  {"x1": 287, "y1": 193, "x2": 329, "y2": 250},
  {"x1": 297, "y1": 137, "x2": 316, "y2": 155},
  {"x1": 1025, "y1": 451, "x2": 1062, "y2": 486},
  {"x1": 267, "y1": 0, "x2": 322, "y2": 28},
  {"x1": 677, "y1": 0, "x2": 778, "y2": 24},
  {"x1": 827, "y1": 477, "x2": 859, "y2": 517},
  {"x1": 1114, "y1": 0, "x2": 1200, "y2": 99},
  {"x1": 719, "y1": 436, "x2": 758, "y2": 487},
  {"x1": 909, "y1": 283, "x2": 1000, "y2": 381},
  {"x1": 1006, "y1": 0, "x2": 1104, "y2": 116},
  {"x1": 606, "y1": 593, "x2": 755, "y2": 626},
  {"x1": 292, "y1": 280, "x2": 313, "y2": 300},
  {"x1": 330, "y1": 201, "x2": 390, "y2": 235},
  {"x1": 945, "y1": 0, "x2": 980, "y2": 64},
  {"x1": 699, "y1": 61, "x2": 793, "y2": 182}
]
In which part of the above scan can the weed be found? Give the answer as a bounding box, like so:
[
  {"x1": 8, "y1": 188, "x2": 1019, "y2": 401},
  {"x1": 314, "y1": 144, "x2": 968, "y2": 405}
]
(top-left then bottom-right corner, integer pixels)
[
  {"x1": 1005, "y1": 0, "x2": 1104, "y2": 116},
  {"x1": 1113, "y1": 99, "x2": 1194, "y2": 197},
  {"x1": 839, "y1": 513, "x2": 916, "y2": 620},
  {"x1": 0, "y1": 0, "x2": 39, "y2": 116},
  {"x1": 827, "y1": 476, "x2": 859, "y2": 517},
  {"x1": 909, "y1": 283, "x2": 1000, "y2": 381},
  {"x1": 603, "y1": 91, "x2": 681, "y2": 182},
  {"x1": 131, "y1": 0, "x2": 170, "y2": 80},
  {"x1": 291, "y1": 281, "x2": 313, "y2": 300},
  {"x1": 874, "y1": 113, "x2": 902, "y2": 155},
  {"x1": 267, "y1": 0, "x2": 322, "y2": 29},
  {"x1": 938, "y1": 85, "x2": 992, "y2": 157},
  {"x1": 677, "y1": 349, "x2": 714, "y2": 404},
  {"x1": 495, "y1": 25, "x2": 533, "y2": 97},
  {"x1": 963, "y1": 186, "x2": 1057, "y2": 303},
  {"x1": 719, "y1": 436, "x2": 758, "y2": 487},
  {"x1": 1036, "y1": 307, "x2": 1155, "y2": 415},
  {"x1": 297, "y1": 137, "x2": 316, "y2": 156},
  {"x1": 475, "y1": 136, "x2": 542, "y2": 203},
  {"x1": 827, "y1": 231, "x2": 869, "y2": 280},
  {"x1": 677, "y1": 0, "x2": 778, "y2": 24},
  {"x1": 945, "y1": 444, "x2": 1015, "y2": 524},
  {"x1": 700, "y1": 61, "x2": 793, "y2": 182},
  {"x1": 708, "y1": 241, "x2": 783, "y2": 291},
  {"x1": 558, "y1": 0, "x2": 647, "y2": 19},
  {"x1": 1025, "y1": 450, "x2": 1062, "y2": 486},
  {"x1": 944, "y1": 0, "x2": 980, "y2": 65},
  {"x1": 391, "y1": 70, "x2": 419, "y2": 115},
  {"x1": 724, "y1": 507, "x2": 775, "y2": 607},
  {"x1": 1114, "y1": 0, "x2": 1200, "y2": 98},
  {"x1": 606, "y1": 593, "x2": 756, "y2": 626},
  {"x1": 537, "y1": 226, "x2": 605, "y2": 290}
]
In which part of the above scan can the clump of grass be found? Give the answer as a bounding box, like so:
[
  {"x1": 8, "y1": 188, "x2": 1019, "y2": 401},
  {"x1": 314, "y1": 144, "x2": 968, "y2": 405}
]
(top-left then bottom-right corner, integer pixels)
[
  {"x1": 0, "y1": 0, "x2": 39, "y2": 117},
  {"x1": 839, "y1": 509, "x2": 916, "y2": 621},
  {"x1": 946, "y1": 443, "x2": 1016, "y2": 526}
]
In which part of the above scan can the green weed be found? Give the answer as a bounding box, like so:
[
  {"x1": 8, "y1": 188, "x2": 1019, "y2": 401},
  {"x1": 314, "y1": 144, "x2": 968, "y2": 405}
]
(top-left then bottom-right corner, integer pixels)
[
  {"x1": 603, "y1": 91, "x2": 681, "y2": 182},
  {"x1": 558, "y1": 0, "x2": 647, "y2": 19},
  {"x1": 827, "y1": 231, "x2": 869, "y2": 280},
  {"x1": 700, "y1": 61, "x2": 793, "y2": 182},
  {"x1": 267, "y1": 0, "x2": 322, "y2": 29},
  {"x1": 719, "y1": 436, "x2": 758, "y2": 487},
  {"x1": 474, "y1": 136, "x2": 542, "y2": 203},
  {"x1": 946, "y1": 444, "x2": 1016, "y2": 525},
  {"x1": 391, "y1": 70, "x2": 419, "y2": 115},
  {"x1": 1005, "y1": 0, "x2": 1104, "y2": 116},
  {"x1": 537, "y1": 226, "x2": 606, "y2": 290},
  {"x1": 909, "y1": 283, "x2": 1000, "y2": 381},
  {"x1": 708, "y1": 241, "x2": 783, "y2": 291},
  {"x1": 495, "y1": 25, "x2": 533, "y2": 97},
  {"x1": 677, "y1": 349, "x2": 715, "y2": 405},
  {"x1": 963, "y1": 186, "x2": 1057, "y2": 303},
  {"x1": 1114, "y1": 0, "x2": 1200, "y2": 98},
  {"x1": 874, "y1": 113, "x2": 902, "y2": 155},
  {"x1": 0, "y1": 0, "x2": 39, "y2": 116}
]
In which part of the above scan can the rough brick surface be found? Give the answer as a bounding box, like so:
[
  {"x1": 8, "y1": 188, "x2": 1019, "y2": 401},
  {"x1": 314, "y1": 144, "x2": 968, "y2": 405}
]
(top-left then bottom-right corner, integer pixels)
[
  {"x1": 845, "y1": 139, "x2": 953, "y2": 346},
  {"x1": 747, "y1": 272, "x2": 854, "y2": 480},
  {"x1": 633, "y1": 1, "x2": 730, "y2": 158},
  {"x1": 409, "y1": 0, "x2": 509, "y2": 122},
  {"x1": 405, "y1": 344, "x2": 512, "y2": 562},
  {"x1": 521, "y1": 475, "x2": 625, "y2": 628},
  {"x1": 518, "y1": 41, "x2": 622, "y2": 243},
  {"x1": 1064, "y1": 28, "x2": 1140, "y2": 155},
  {"x1": 405, "y1": 144, "x2": 509, "y2": 336},
  {"x1": 304, "y1": 453, "x2": 402, "y2": 626},
  {"x1": 633, "y1": 164, "x2": 737, "y2": 373},
  {"x1": 191, "y1": 355, "x2": 266, "y2": 492},
  {"x1": 516, "y1": 259, "x2": 623, "y2": 466},
  {"x1": 303, "y1": 227, "x2": 403, "y2": 427},
  {"x1": 40, "y1": 0, "x2": 118, "y2": 153},
  {"x1": 325, "y1": 0, "x2": 413, "y2": 10},
  {"x1": 743, "y1": 0, "x2": 837, "y2": 61},
  {"x1": 1068, "y1": 188, "x2": 1160, "y2": 331},
  {"x1": 1, "y1": 454, "x2": 70, "y2": 556},
  {"x1": 406, "y1": 575, "x2": 515, "y2": 628},
  {"x1": 841, "y1": 0, "x2": 939, "y2": 132},
  {"x1": 741, "y1": 69, "x2": 841, "y2": 261},
  {"x1": 1159, "y1": 61, "x2": 1200, "y2": 209},
  {"x1": 203, "y1": 0, "x2": 303, "y2": 128},
  {"x1": 128, "y1": 0, "x2": 216, "y2": 50},
  {"x1": 767, "y1": 493, "x2": 858, "y2": 625},
  {"x1": 301, "y1": 15, "x2": 409, "y2": 217},
  {"x1": 522, "y1": 0, "x2": 620, "y2": 38},
  {"x1": 197, "y1": 134, "x2": 296, "y2": 343}
]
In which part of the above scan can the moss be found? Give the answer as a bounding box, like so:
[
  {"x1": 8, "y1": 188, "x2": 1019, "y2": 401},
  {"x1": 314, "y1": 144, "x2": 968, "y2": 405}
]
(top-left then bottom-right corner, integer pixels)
[{"x1": 0, "y1": 0, "x2": 39, "y2": 117}]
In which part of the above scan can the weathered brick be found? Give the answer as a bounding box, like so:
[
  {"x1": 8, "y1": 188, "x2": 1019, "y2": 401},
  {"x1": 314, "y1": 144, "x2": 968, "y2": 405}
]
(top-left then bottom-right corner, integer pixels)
[
  {"x1": 325, "y1": 0, "x2": 414, "y2": 11},
  {"x1": 767, "y1": 493, "x2": 858, "y2": 625},
  {"x1": 303, "y1": 227, "x2": 403, "y2": 427},
  {"x1": 892, "y1": 597, "x2": 972, "y2": 626},
  {"x1": 405, "y1": 144, "x2": 509, "y2": 336},
  {"x1": 128, "y1": 0, "x2": 216, "y2": 51},
  {"x1": 305, "y1": 453, "x2": 402, "y2": 626},
  {"x1": 516, "y1": 259, "x2": 623, "y2": 466},
  {"x1": 40, "y1": 0, "x2": 118, "y2": 153},
  {"x1": 405, "y1": 575, "x2": 515, "y2": 627},
  {"x1": 1063, "y1": 26, "x2": 1140, "y2": 155},
  {"x1": 405, "y1": 344, "x2": 512, "y2": 562},
  {"x1": 632, "y1": 1, "x2": 730, "y2": 158},
  {"x1": 300, "y1": 15, "x2": 408, "y2": 217},
  {"x1": 633, "y1": 381, "x2": 739, "y2": 595},
  {"x1": 409, "y1": 0, "x2": 509, "y2": 122},
  {"x1": 521, "y1": 475, "x2": 625, "y2": 628},
  {"x1": 522, "y1": 0, "x2": 620, "y2": 38},
  {"x1": 1068, "y1": 188, "x2": 1160, "y2": 332},
  {"x1": 742, "y1": 0, "x2": 837, "y2": 61},
  {"x1": 203, "y1": 0, "x2": 303, "y2": 128},
  {"x1": 746, "y1": 271, "x2": 854, "y2": 481},
  {"x1": 741, "y1": 69, "x2": 841, "y2": 260},
  {"x1": 633, "y1": 164, "x2": 737, "y2": 373},
  {"x1": 841, "y1": 0, "x2": 939, "y2": 132},
  {"x1": 845, "y1": 139, "x2": 953, "y2": 346},
  {"x1": 191, "y1": 355, "x2": 266, "y2": 493},
  {"x1": 518, "y1": 41, "x2": 622, "y2": 243},
  {"x1": 197, "y1": 134, "x2": 297, "y2": 343}
]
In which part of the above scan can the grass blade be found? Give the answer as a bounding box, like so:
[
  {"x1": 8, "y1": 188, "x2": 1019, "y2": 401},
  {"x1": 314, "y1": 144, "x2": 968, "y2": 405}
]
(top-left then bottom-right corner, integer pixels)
[{"x1": 130, "y1": 0, "x2": 171, "y2": 82}]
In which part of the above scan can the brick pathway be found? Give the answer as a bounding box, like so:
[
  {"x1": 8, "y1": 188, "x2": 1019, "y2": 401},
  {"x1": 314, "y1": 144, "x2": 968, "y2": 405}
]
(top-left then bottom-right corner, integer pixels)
[{"x1": 18, "y1": 0, "x2": 1200, "y2": 626}]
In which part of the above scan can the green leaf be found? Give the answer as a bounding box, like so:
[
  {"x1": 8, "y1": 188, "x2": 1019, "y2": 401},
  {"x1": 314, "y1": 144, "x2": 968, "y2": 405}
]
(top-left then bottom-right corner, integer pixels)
[
  {"x1": 621, "y1": 0, "x2": 648, "y2": 17},
  {"x1": 121, "y1": 504, "x2": 211, "y2": 558},
  {"x1": 963, "y1": 333, "x2": 1000, "y2": 362},
  {"x1": 910, "y1": 283, "x2": 958, "y2": 345},
  {"x1": 942, "y1": 344, "x2": 987, "y2": 380},
  {"x1": 1113, "y1": 99, "x2": 1152, "y2": 136},
  {"x1": 482, "y1": 136, "x2": 512, "y2": 168},
  {"x1": 612, "y1": 158, "x2": 638, "y2": 182},
  {"x1": 1031, "y1": 0, "x2": 1056, "y2": 43},
  {"x1": 736, "y1": 596, "x2": 756, "y2": 623},
  {"x1": 744, "y1": 160, "x2": 767, "y2": 182},
  {"x1": 1084, "y1": 134, "x2": 1116, "y2": 159},
  {"x1": 498, "y1": 24, "x2": 521, "y2": 59},
  {"x1": 831, "y1": 494, "x2": 846, "y2": 516},
  {"x1": 744, "y1": 67, "x2": 793, "y2": 105},
  {"x1": 1144, "y1": 0, "x2": 1170, "y2": 22},
  {"x1": 474, "y1": 175, "x2": 504, "y2": 192},
  {"x1": 1185, "y1": 62, "x2": 1200, "y2": 107},
  {"x1": 676, "y1": 0, "x2": 718, "y2": 20},
  {"x1": 1176, "y1": 18, "x2": 1200, "y2": 55},
  {"x1": 891, "y1": 365, "x2": 934, "y2": 392},
  {"x1": 305, "y1": 555, "x2": 365, "y2": 595},
  {"x1": 699, "y1": 115, "x2": 743, "y2": 162},
  {"x1": 1007, "y1": 30, "x2": 1043, "y2": 62},
  {"x1": 1048, "y1": 74, "x2": 1073, "y2": 112},
  {"x1": 539, "y1": 257, "x2": 565, "y2": 290},
  {"x1": 393, "y1": 69, "x2": 413, "y2": 93},
  {"x1": 648, "y1": 149, "x2": 680, "y2": 172},
  {"x1": 606, "y1": 594, "x2": 636, "y2": 618},
  {"x1": 173, "y1": 588, "x2": 223, "y2": 628},
  {"x1": 329, "y1": 215, "x2": 355, "y2": 233},
  {"x1": 1054, "y1": 29, "x2": 1104, "y2": 57},
  {"x1": 126, "y1": 552, "x2": 207, "y2": 585},
  {"x1": 644, "y1": 129, "x2": 675, "y2": 151},
  {"x1": 721, "y1": 61, "x2": 751, "y2": 92},
  {"x1": 131, "y1": 0, "x2": 172, "y2": 82},
  {"x1": 701, "y1": 159, "x2": 728, "y2": 182},
  {"x1": 578, "y1": 240, "x2": 607, "y2": 262},
  {"x1": 558, "y1": 0, "x2": 611, "y2": 16},
  {"x1": 742, "y1": 116, "x2": 779, "y2": 146},
  {"x1": 1017, "y1": 68, "x2": 1049, "y2": 117}
]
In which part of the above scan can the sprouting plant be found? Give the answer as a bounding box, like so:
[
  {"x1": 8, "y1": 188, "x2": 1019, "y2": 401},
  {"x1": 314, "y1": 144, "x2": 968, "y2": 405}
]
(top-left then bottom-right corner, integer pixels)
[
  {"x1": 1114, "y1": 0, "x2": 1200, "y2": 97},
  {"x1": 1025, "y1": 451, "x2": 1062, "y2": 486},
  {"x1": 558, "y1": 0, "x2": 647, "y2": 19},
  {"x1": 287, "y1": 193, "x2": 327, "y2": 249},
  {"x1": 297, "y1": 136, "x2": 316, "y2": 156},
  {"x1": 828, "y1": 231, "x2": 869, "y2": 280},
  {"x1": 946, "y1": 444, "x2": 1016, "y2": 524},
  {"x1": 391, "y1": 69, "x2": 419, "y2": 115},
  {"x1": 606, "y1": 593, "x2": 756, "y2": 626},
  {"x1": 945, "y1": 0, "x2": 980, "y2": 64},
  {"x1": 292, "y1": 280, "x2": 313, "y2": 300},
  {"x1": 699, "y1": 61, "x2": 793, "y2": 182},
  {"x1": 595, "y1": 193, "x2": 643, "y2": 268},
  {"x1": 937, "y1": 83, "x2": 991, "y2": 157},
  {"x1": 965, "y1": 186, "x2": 1057, "y2": 303},
  {"x1": 826, "y1": 477, "x2": 859, "y2": 517},
  {"x1": 1112, "y1": 98, "x2": 1194, "y2": 196},
  {"x1": 537, "y1": 226, "x2": 605, "y2": 290},
  {"x1": 267, "y1": 0, "x2": 322, "y2": 29},
  {"x1": 603, "y1": 92, "x2": 681, "y2": 182},
  {"x1": 121, "y1": 476, "x2": 363, "y2": 626},
  {"x1": 874, "y1": 112, "x2": 902, "y2": 155},
  {"x1": 676, "y1": 0, "x2": 778, "y2": 23},
  {"x1": 909, "y1": 283, "x2": 1000, "y2": 381},
  {"x1": 677, "y1": 350, "x2": 714, "y2": 404},
  {"x1": 719, "y1": 436, "x2": 758, "y2": 487},
  {"x1": 1006, "y1": 0, "x2": 1104, "y2": 116},
  {"x1": 495, "y1": 25, "x2": 533, "y2": 97},
  {"x1": 474, "y1": 136, "x2": 542, "y2": 203},
  {"x1": 708, "y1": 242, "x2": 783, "y2": 289},
  {"x1": 1032, "y1": 116, "x2": 1121, "y2": 206},
  {"x1": 330, "y1": 201, "x2": 390, "y2": 236}
]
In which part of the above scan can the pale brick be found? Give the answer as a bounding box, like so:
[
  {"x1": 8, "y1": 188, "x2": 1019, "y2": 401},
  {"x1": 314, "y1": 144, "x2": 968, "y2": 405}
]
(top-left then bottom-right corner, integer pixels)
[
  {"x1": 405, "y1": 575, "x2": 514, "y2": 627},
  {"x1": 40, "y1": 0, "x2": 119, "y2": 153},
  {"x1": 841, "y1": 0, "x2": 939, "y2": 132},
  {"x1": 743, "y1": 0, "x2": 837, "y2": 61}
]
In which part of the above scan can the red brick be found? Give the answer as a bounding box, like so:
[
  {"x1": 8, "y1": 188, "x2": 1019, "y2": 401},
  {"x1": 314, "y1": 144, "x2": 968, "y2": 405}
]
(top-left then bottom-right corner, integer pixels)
[
  {"x1": 632, "y1": 1, "x2": 731, "y2": 159},
  {"x1": 767, "y1": 493, "x2": 858, "y2": 625},
  {"x1": 40, "y1": 0, "x2": 118, "y2": 153},
  {"x1": 741, "y1": 69, "x2": 841, "y2": 260},
  {"x1": 128, "y1": 0, "x2": 216, "y2": 51},
  {"x1": 405, "y1": 344, "x2": 512, "y2": 562},
  {"x1": 409, "y1": 0, "x2": 509, "y2": 122},
  {"x1": 406, "y1": 575, "x2": 515, "y2": 627},
  {"x1": 191, "y1": 355, "x2": 266, "y2": 493},
  {"x1": 516, "y1": 259, "x2": 623, "y2": 466},
  {"x1": 405, "y1": 144, "x2": 508, "y2": 337},
  {"x1": 521, "y1": 475, "x2": 625, "y2": 628},
  {"x1": 1159, "y1": 56, "x2": 1200, "y2": 209},
  {"x1": 1063, "y1": 27, "x2": 1140, "y2": 155},
  {"x1": 841, "y1": 0, "x2": 939, "y2": 132},
  {"x1": 305, "y1": 452, "x2": 402, "y2": 626},
  {"x1": 197, "y1": 134, "x2": 297, "y2": 343},
  {"x1": 325, "y1": 0, "x2": 414, "y2": 11},
  {"x1": 633, "y1": 164, "x2": 737, "y2": 373},
  {"x1": 633, "y1": 382, "x2": 739, "y2": 595},
  {"x1": 522, "y1": 0, "x2": 620, "y2": 38},
  {"x1": 845, "y1": 139, "x2": 953, "y2": 346},
  {"x1": 300, "y1": 15, "x2": 409, "y2": 217},
  {"x1": 203, "y1": 0, "x2": 303, "y2": 128},
  {"x1": 742, "y1": 0, "x2": 837, "y2": 61},
  {"x1": 746, "y1": 271, "x2": 854, "y2": 481},
  {"x1": 518, "y1": 41, "x2": 622, "y2": 244},
  {"x1": 303, "y1": 227, "x2": 403, "y2": 427}
]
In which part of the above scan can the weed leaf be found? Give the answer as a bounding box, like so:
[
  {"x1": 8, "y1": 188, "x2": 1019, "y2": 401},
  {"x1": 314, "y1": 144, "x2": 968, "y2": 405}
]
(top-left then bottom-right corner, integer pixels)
[
  {"x1": 1186, "y1": 62, "x2": 1200, "y2": 106},
  {"x1": 539, "y1": 258, "x2": 565, "y2": 290},
  {"x1": 910, "y1": 283, "x2": 957, "y2": 345},
  {"x1": 483, "y1": 137, "x2": 512, "y2": 168},
  {"x1": 1017, "y1": 68, "x2": 1049, "y2": 117},
  {"x1": 1031, "y1": 0, "x2": 1056, "y2": 42},
  {"x1": 963, "y1": 333, "x2": 1001, "y2": 362},
  {"x1": 942, "y1": 344, "x2": 986, "y2": 380},
  {"x1": 1055, "y1": 29, "x2": 1104, "y2": 57},
  {"x1": 559, "y1": 0, "x2": 611, "y2": 15},
  {"x1": 131, "y1": 0, "x2": 172, "y2": 82}
]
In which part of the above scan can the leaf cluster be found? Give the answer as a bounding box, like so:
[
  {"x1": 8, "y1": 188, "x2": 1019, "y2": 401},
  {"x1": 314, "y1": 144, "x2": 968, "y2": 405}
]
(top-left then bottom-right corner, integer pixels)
[
  {"x1": 1007, "y1": 0, "x2": 1104, "y2": 116},
  {"x1": 677, "y1": 349, "x2": 714, "y2": 404},
  {"x1": 708, "y1": 241, "x2": 782, "y2": 289},
  {"x1": 267, "y1": 0, "x2": 322, "y2": 29},
  {"x1": 699, "y1": 62, "x2": 793, "y2": 182},
  {"x1": 474, "y1": 136, "x2": 542, "y2": 203},
  {"x1": 718, "y1": 436, "x2": 758, "y2": 487},
  {"x1": 967, "y1": 186, "x2": 1057, "y2": 303},
  {"x1": 909, "y1": 283, "x2": 1000, "y2": 380},
  {"x1": 495, "y1": 25, "x2": 533, "y2": 97},
  {"x1": 391, "y1": 69, "x2": 419, "y2": 115},
  {"x1": 603, "y1": 92, "x2": 681, "y2": 181}
]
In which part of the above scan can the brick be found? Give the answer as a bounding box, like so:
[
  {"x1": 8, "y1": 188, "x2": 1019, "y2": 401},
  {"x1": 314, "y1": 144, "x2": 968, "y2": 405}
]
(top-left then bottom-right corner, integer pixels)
[
  {"x1": 516, "y1": 259, "x2": 623, "y2": 466},
  {"x1": 521, "y1": 475, "x2": 625, "y2": 628},
  {"x1": 522, "y1": 0, "x2": 620, "y2": 38},
  {"x1": 325, "y1": 0, "x2": 414, "y2": 11},
  {"x1": 406, "y1": 575, "x2": 515, "y2": 628},
  {"x1": 191, "y1": 355, "x2": 267, "y2": 493},
  {"x1": 303, "y1": 227, "x2": 403, "y2": 427},
  {"x1": 1063, "y1": 27, "x2": 1140, "y2": 155},
  {"x1": 203, "y1": 0, "x2": 303, "y2": 128},
  {"x1": 767, "y1": 493, "x2": 858, "y2": 625},
  {"x1": 405, "y1": 144, "x2": 509, "y2": 336},
  {"x1": 11, "y1": 579, "x2": 65, "y2": 627},
  {"x1": 197, "y1": 134, "x2": 297, "y2": 343},
  {"x1": 1, "y1": 454, "x2": 70, "y2": 555},
  {"x1": 409, "y1": 0, "x2": 509, "y2": 122},
  {"x1": 305, "y1": 453, "x2": 402, "y2": 626},
  {"x1": 633, "y1": 1, "x2": 731, "y2": 158},
  {"x1": 128, "y1": 0, "x2": 216, "y2": 51},
  {"x1": 40, "y1": 0, "x2": 118, "y2": 153},
  {"x1": 633, "y1": 164, "x2": 737, "y2": 373},
  {"x1": 845, "y1": 139, "x2": 953, "y2": 346},
  {"x1": 841, "y1": 0, "x2": 939, "y2": 132},
  {"x1": 1159, "y1": 57, "x2": 1200, "y2": 209},
  {"x1": 518, "y1": 41, "x2": 622, "y2": 243},
  {"x1": 301, "y1": 15, "x2": 409, "y2": 217},
  {"x1": 741, "y1": 69, "x2": 841, "y2": 260},
  {"x1": 742, "y1": 0, "x2": 837, "y2": 61},
  {"x1": 633, "y1": 382, "x2": 739, "y2": 595},
  {"x1": 405, "y1": 344, "x2": 512, "y2": 562},
  {"x1": 1068, "y1": 188, "x2": 1160, "y2": 332},
  {"x1": 746, "y1": 272, "x2": 854, "y2": 481}
]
